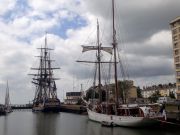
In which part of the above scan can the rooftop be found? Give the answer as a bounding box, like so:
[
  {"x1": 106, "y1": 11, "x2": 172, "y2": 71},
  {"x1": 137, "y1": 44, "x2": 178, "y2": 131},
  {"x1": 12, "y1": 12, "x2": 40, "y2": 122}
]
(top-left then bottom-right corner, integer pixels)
[
  {"x1": 142, "y1": 83, "x2": 176, "y2": 91},
  {"x1": 170, "y1": 16, "x2": 180, "y2": 24}
]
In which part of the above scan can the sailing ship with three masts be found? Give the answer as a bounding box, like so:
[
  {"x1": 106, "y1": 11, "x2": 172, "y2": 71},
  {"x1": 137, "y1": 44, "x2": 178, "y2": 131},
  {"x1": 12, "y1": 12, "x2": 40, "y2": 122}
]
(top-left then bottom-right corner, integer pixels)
[
  {"x1": 29, "y1": 34, "x2": 61, "y2": 112},
  {"x1": 79, "y1": 0, "x2": 166, "y2": 127}
]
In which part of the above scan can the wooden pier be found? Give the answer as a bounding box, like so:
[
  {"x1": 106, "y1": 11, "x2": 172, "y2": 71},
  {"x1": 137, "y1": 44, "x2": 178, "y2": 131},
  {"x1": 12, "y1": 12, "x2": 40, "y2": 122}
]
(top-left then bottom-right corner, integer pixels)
[
  {"x1": 11, "y1": 104, "x2": 32, "y2": 109},
  {"x1": 11, "y1": 104, "x2": 87, "y2": 114}
]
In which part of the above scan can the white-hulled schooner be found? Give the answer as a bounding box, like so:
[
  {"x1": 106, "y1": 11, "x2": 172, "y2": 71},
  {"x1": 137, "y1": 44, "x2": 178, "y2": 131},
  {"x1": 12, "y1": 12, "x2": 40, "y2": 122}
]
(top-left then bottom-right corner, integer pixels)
[
  {"x1": 30, "y1": 34, "x2": 61, "y2": 112},
  {"x1": 79, "y1": 0, "x2": 166, "y2": 127}
]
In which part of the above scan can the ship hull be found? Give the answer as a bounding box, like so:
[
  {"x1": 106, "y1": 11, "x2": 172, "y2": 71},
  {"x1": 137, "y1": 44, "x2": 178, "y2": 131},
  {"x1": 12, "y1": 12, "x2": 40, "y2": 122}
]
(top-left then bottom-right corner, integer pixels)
[
  {"x1": 32, "y1": 105, "x2": 61, "y2": 113},
  {"x1": 42, "y1": 106, "x2": 60, "y2": 112},
  {"x1": 5, "y1": 109, "x2": 13, "y2": 113},
  {"x1": 87, "y1": 108, "x2": 162, "y2": 127},
  {"x1": 0, "y1": 111, "x2": 6, "y2": 115},
  {"x1": 5, "y1": 106, "x2": 13, "y2": 113},
  {"x1": 32, "y1": 106, "x2": 44, "y2": 112},
  {"x1": 32, "y1": 98, "x2": 61, "y2": 113}
]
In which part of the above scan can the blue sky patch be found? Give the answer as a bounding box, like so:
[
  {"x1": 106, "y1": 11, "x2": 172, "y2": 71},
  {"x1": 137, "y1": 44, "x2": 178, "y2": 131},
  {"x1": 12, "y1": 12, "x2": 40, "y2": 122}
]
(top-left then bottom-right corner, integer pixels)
[
  {"x1": 17, "y1": 36, "x2": 32, "y2": 44},
  {"x1": 0, "y1": 0, "x2": 87, "y2": 41},
  {"x1": 2, "y1": 0, "x2": 31, "y2": 22},
  {"x1": 49, "y1": 15, "x2": 87, "y2": 39}
]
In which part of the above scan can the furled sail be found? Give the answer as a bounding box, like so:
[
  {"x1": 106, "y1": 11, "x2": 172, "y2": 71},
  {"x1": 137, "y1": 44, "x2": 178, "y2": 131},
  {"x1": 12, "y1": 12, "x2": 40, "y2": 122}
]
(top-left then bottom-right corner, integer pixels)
[{"x1": 82, "y1": 45, "x2": 113, "y2": 54}]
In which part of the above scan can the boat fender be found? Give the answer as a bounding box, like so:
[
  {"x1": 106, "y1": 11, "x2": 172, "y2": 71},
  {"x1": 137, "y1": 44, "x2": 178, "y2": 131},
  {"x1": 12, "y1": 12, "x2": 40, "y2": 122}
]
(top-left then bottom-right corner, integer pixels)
[{"x1": 111, "y1": 116, "x2": 113, "y2": 120}]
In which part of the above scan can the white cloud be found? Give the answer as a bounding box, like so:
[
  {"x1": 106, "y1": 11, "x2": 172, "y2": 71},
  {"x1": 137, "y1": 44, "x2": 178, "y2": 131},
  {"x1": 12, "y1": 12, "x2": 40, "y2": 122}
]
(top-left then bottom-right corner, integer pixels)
[
  {"x1": 123, "y1": 30, "x2": 173, "y2": 58},
  {"x1": 12, "y1": 16, "x2": 30, "y2": 29},
  {"x1": 27, "y1": 0, "x2": 62, "y2": 12},
  {"x1": 27, "y1": 0, "x2": 83, "y2": 13},
  {"x1": 0, "y1": 0, "x2": 16, "y2": 15},
  {"x1": 0, "y1": 32, "x2": 33, "y2": 103},
  {"x1": 148, "y1": 31, "x2": 172, "y2": 46}
]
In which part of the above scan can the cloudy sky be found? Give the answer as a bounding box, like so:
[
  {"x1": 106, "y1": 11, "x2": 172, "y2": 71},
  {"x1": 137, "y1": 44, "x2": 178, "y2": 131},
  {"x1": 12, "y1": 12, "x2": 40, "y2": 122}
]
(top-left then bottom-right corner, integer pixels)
[{"x1": 0, "y1": 0, "x2": 179, "y2": 104}]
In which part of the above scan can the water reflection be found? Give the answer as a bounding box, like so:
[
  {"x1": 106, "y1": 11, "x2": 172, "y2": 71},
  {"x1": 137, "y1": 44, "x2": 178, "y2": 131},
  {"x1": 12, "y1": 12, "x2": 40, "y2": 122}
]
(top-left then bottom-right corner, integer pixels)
[
  {"x1": 33, "y1": 113, "x2": 59, "y2": 135},
  {"x1": 86, "y1": 120, "x2": 180, "y2": 135},
  {"x1": 86, "y1": 121, "x2": 142, "y2": 135},
  {"x1": 2, "y1": 116, "x2": 8, "y2": 135},
  {"x1": 58, "y1": 113, "x2": 87, "y2": 135},
  {"x1": 0, "y1": 112, "x2": 179, "y2": 135}
]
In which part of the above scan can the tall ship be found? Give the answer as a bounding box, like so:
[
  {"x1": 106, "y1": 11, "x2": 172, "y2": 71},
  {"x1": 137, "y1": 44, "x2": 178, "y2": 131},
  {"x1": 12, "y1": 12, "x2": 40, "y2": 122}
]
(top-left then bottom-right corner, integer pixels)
[
  {"x1": 79, "y1": 0, "x2": 166, "y2": 127},
  {"x1": 30, "y1": 34, "x2": 61, "y2": 112},
  {"x1": 4, "y1": 81, "x2": 13, "y2": 113}
]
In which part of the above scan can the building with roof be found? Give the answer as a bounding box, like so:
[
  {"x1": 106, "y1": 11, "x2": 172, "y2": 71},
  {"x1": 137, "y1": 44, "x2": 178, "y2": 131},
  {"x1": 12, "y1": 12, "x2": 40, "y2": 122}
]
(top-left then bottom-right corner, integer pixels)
[
  {"x1": 142, "y1": 83, "x2": 176, "y2": 98},
  {"x1": 170, "y1": 16, "x2": 180, "y2": 99},
  {"x1": 64, "y1": 92, "x2": 82, "y2": 104}
]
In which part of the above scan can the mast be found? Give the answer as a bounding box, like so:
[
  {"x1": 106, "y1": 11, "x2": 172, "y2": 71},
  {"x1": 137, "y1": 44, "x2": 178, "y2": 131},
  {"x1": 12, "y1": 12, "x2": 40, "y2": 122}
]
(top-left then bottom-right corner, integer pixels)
[
  {"x1": 112, "y1": 0, "x2": 119, "y2": 104},
  {"x1": 44, "y1": 33, "x2": 48, "y2": 99},
  {"x1": 5, "y1": 80, "x2": 10, "y2": 108},
  {"x1": 97, "y1": 19, "x2": 102, "y2": 103},
  {"x1": 48, "y1": 51, "x2": 51, "y2": 98},
  {"x1": 30, "y1": 34, "x2": 60, "y2": 104},
  {"x1": 77, "y1": 20, "x2": 113, "y2": 103}
]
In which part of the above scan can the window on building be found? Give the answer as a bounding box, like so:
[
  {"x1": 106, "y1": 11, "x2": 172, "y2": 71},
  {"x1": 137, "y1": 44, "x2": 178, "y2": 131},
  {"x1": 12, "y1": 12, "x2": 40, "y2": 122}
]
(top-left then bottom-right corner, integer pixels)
[
  {"x1": 178, "y1": 86, "x2": 180, "y2": 91},
  {"x1": 174, "y1": 35, "x2": 178, "y2": 41},
  {"x1": 177, "y1": 78, "x2": 180, "y2": 83},
  {"x1": 174, "y1": 43, "x2": 178, "y2": 48},
  {"x1": 175, "y1": 50, "x2": 179, "y2": 55},
  {"x1": 177, "y1": 71, "x2": 180, "y2": 76},
  {"x1": 173, "y1": 29, "x2": 177, "y2": 34},
  {"x1": 175, "y1": 21, "x2": 180, "y2": 26},
  {"x1": 176, "y1": 64, "x2": 180, "y2": 69},
  {"x1": 175, "y1": 56, "x2": 179, "y2": 62}
]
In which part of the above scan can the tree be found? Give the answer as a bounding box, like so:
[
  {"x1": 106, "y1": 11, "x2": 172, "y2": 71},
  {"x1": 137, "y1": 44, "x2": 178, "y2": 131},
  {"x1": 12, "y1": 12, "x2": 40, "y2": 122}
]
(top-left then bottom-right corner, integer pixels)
[
  {"x1": 158, "y1": 84, "x2": 163, "y2": 89},
  {"x1": 85, "y1": 86, "x2": 107, "y2": 102},
  {"x1": 169, "y1": 91, "x2": 176, "y2": 99},
  {"x1": 169, "y1": 83, "x2": 173, "y2": 87},
  {"x1": 120, "y1": 81, "x2": 130, "y2": 99},
  {"x1": 148, "y1": 91, "x2": 161, "y2": 103},
  {"x1": 137, "y1": 86, "x2": 143, "y2": 98},
  {"x1": 85, "y1": 89, "x2": 99, "y2": 101}
]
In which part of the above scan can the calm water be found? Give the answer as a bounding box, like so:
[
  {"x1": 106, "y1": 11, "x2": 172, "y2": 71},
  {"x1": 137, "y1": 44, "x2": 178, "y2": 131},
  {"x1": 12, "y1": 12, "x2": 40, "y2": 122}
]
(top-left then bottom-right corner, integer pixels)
[{"x1": 0, "y1": 111, "x2": 179, "y2": 135}]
